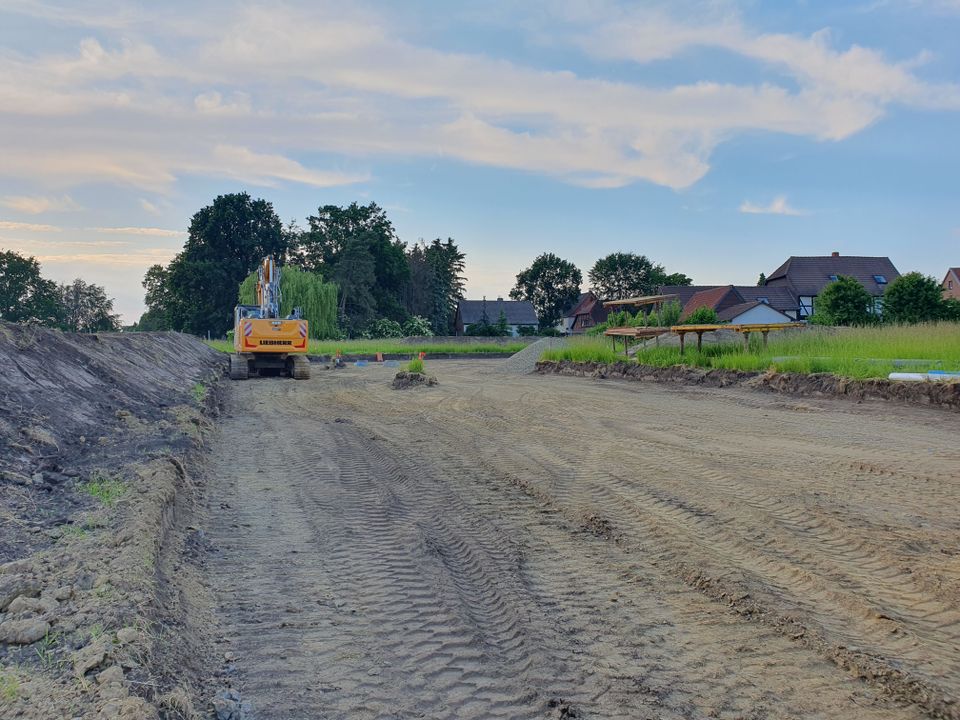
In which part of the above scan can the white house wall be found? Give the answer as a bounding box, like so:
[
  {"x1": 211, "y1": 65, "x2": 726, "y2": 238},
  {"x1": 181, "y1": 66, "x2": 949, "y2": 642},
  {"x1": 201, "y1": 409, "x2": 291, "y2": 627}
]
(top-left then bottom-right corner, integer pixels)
[{"x1": 730, "y1": 304, "x2": 793, "y2": 325}]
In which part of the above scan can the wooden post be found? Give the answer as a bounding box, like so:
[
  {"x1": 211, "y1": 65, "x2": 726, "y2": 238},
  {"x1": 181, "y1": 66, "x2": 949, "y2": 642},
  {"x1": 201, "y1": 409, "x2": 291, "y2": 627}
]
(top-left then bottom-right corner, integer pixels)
[
  {"x1": 696, "y1": 331, "x2": 703, "y2": 353},
  {"x1": 679, "y1": 331, "x2": 686, "y2": 355},
  {"x1": 742, "y1": 331, "x2": 750, "y2": 351},
  {"x1": 762, "y1": 330, "x2": 769, "y2": 349}
]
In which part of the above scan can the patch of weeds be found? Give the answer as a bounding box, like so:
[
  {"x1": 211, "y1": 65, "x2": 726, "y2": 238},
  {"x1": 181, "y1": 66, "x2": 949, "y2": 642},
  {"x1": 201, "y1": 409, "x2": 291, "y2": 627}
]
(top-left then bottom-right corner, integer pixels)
[
  {"x1": 79, "y1": 471, "x2": 126, "y2": 507},
  {"x1": 87, "y1": 624, "x2": 105, "y2": 643},
  {"x1": 0, "y1": 672, "x2": 19, "y2": 701},
  {"x1": 407, "y1": 357, "x2": 425, "y2": 374},
  {"x1": 34, "y1": 631, "x2": 62, "y2": 670},
  {"x1": 191, "y1": 382, "x2": 207, "y2": 404}
]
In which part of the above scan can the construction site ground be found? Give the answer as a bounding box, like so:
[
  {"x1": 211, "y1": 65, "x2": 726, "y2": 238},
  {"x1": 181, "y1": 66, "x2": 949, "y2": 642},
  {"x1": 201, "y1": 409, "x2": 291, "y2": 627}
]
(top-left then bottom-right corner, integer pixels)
[{"x1": 200, "y1": 359, "x2": 960, "y2": 719}]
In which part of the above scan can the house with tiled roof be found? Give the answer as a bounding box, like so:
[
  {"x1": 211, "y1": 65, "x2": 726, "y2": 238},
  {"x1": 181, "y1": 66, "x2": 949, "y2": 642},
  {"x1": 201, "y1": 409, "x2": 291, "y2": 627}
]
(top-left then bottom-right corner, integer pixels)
[
  {"x1": 942, "y1": 268, "x2": 960, "y2": 300},
  {"x1": 568, "y1": 291, "x2": 609, "y2": 334},
  {"x1": 765, "y1": 252, "x2": 900, "y2": 319},
  {"x1": 454, "y1": 298, "x2": 539, "y2": 337},
  {"x1": 680, "y1": 286, "x2": 793, "y2": 325},
  {"x1": 660, "y1": 283, "x2": 798, "y2": 319}
]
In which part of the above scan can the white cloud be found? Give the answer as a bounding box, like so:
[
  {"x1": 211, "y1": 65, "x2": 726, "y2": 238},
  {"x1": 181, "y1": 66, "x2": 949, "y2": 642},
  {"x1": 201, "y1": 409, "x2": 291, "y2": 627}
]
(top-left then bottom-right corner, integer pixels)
[
  {"x1": 139, "y1": 198, "x2": 161, "y2": 215},
  {"x1": 739, "y1": 195, "x2": 807, "y2": 216},
  {"x1": 0, "y1": 220, "x2": 62, "y2": 232},
  {"x1": 91, "y1": 226, "x2": 186, "y2": 237},
  {"x1": 0, "y1": 2, "x2": 957, "y2": 193},
  {"x1": 1, "y1": 195, "x2": 82, "y2": 214}
]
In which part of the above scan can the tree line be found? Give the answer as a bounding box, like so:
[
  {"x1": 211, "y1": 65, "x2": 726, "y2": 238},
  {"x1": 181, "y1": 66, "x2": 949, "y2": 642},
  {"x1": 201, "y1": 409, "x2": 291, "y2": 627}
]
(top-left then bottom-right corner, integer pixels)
[
  {"x1": 812, "y1": 273, "x2": 960, "y2": 325},
  {"x1": 138, "y1": 193, "x2": 466, "y2": 338},
  {"x1": 0, "y1": 250, "x2": 120, "y2": 332}
]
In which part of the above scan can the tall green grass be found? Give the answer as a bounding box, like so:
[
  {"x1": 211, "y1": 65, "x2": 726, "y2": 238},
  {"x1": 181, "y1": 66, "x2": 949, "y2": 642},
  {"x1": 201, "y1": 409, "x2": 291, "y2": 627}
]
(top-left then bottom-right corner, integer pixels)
[
  {"x1": 541, "y1": 324, "x2": 960, "y2": 379},
  {"x1": 207, "y1": 338, "x2": 528, "y2": 356}
]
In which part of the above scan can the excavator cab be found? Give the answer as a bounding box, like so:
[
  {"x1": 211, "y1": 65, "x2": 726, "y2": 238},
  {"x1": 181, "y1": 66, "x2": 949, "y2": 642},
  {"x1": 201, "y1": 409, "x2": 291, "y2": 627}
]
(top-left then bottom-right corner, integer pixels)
[{"x1": 229, "y1": 257, "x2": 311, "y2": 380}]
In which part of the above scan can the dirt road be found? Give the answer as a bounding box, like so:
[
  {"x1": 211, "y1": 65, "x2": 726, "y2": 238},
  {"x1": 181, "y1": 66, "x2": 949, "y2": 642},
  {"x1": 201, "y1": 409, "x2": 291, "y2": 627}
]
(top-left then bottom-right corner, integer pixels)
[{"x1": 201, "y1": 360, "x2": 960, "y2": 719}]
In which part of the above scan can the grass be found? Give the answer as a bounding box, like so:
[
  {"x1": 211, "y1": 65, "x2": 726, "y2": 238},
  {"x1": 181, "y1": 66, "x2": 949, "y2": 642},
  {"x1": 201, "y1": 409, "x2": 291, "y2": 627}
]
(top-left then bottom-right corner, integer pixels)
[
  {"x1": 407, "y1": 358, "x2": 425, "y2": 373},
  {"x1": 206, "y1": 338, "x2": 528, "y2": 356},
  {"x1": 191, "y1": 382, "x2": 207, "y2": 404},
  {"x1": 541, "y1": 323, "x2": 960, "y2": 379},
  {"x1": 0, "y1": 673, "x2": 19, "y2": 701},
  {"x1": 79, "y1": 471, "x2": 126, "y2": 507}
]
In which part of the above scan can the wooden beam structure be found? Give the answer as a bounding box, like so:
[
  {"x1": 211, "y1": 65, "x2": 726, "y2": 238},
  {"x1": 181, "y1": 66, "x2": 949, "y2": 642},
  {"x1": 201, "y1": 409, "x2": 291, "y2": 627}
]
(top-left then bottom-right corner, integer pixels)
[
  {"x1": 669, "y1": 323, "x2": 798, "y2": 355},
  {"x1": 602, "y1": 294, "x2": 679, "y2": 309},
  {"x1": 603, "y1": 326, "x2": 672, "y2": 356}
]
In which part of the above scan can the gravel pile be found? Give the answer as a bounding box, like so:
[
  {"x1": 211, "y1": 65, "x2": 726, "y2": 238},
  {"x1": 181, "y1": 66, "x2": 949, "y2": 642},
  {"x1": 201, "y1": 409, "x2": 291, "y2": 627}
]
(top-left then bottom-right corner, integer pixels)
[{"x1": 498, "y1": 337, "x2": 567, "y2": 374}]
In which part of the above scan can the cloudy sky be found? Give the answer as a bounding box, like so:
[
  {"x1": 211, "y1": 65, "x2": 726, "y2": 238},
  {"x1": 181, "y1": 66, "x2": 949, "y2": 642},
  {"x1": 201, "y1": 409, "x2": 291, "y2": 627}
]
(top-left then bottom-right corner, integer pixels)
[{"x1": 1, "y1": 0, "x2": 958, "y2": 322}]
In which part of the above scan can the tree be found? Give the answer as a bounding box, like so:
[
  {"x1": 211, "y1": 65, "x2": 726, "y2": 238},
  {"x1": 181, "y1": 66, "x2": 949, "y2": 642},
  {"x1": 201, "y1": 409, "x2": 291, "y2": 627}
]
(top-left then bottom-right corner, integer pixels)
[
  {"x1": 588, "y1": 252, "x2": 688, "y2": 299},
  {"x1": 58, "y1": 279, "x2": 120, "y2": 332},
  {"x1": 757, "y1": 273, "x2": 767, "y2": 287},
  {"x1": 510, "y1": 253, "x2": 582, "y2": 329},
  {"x1": 164, "y1": 193, "x2": 288, "y2": 335},
  {"x1": 424, "y1": 238, "x2": 466, "y2": 335},
  {"x1": 942, "y1": 298, "x2": 960, "y2": 322},
  {"x1": 684, "y1": 306, "x2": 719, "y2": 325},
  {"x1": 139, "y1": 264, "x2": 174, "y2": 330},
  {"x1": 883, "y1": 272, "x2": 946, "y2": 324},
  {"x1": 296, "y1": 202, "x2": 409, "y2": 325},
  {"x1": 333, "y1": 237, "x2": 377, "y2": 334},
  {"x1": 402, "y1": 315, "x2": 433, "y2": 336},
  {"x1": 0, "y1": 250, "x2": 62, "y2": 325},
  {"x1": 814, "y1": 275, "x2": 874, "y2": 326}
]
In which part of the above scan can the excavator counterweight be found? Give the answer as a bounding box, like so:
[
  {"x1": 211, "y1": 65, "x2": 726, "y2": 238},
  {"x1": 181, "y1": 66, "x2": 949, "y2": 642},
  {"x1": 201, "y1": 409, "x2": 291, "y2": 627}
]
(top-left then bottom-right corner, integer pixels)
[{"x1": 229, "y1": 256, "x2": 310, "y2": 380}]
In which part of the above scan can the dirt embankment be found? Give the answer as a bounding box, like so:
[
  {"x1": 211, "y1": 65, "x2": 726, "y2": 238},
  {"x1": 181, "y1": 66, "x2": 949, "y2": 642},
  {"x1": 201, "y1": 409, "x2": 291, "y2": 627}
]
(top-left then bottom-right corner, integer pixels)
[
  {"x1": 0, "y1": 322, "x2": 224, "y2": 719},
  {"x1": 536, "y1": 359, "x2": 960, "y2": 410}
]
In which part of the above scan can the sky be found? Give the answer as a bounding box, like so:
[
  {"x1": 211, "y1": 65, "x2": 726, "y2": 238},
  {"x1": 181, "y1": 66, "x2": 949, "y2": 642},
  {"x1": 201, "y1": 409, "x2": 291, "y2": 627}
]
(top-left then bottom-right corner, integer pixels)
[{"x1": 1, "y1": 0, "x2": 958, "y2": 323}]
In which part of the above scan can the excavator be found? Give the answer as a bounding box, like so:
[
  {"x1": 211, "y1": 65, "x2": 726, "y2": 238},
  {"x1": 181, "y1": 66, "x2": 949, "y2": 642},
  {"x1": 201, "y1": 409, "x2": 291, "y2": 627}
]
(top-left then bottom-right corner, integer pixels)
[{"x1": 229, "y1": 256, "x2": 311, "y2": 380}]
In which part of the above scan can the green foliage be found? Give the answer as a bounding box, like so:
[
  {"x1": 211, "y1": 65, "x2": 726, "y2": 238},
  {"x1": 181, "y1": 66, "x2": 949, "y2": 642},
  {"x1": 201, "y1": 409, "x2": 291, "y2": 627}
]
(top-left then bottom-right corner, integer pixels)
[
  {"x1": 883, "y1": 272, "x2": 947, "y2": 324},
  {"x1": 164, "y1": 193, "x2": 288, "y2": 335},
  {"x1": 942, "y1": 298, "x2": 960, "y2": 322},
  {"x1": 365, "y1": 318, "x2": 404, "y2": 338},
  {"x1": 80, "y1": 472, "x2": 126, "y2": 507},
  {"x1": 643, "y1": 299, "x2": 682, "y2": 328},
  {"x1": 683, "y1": 306, "x2": 719, "y2": 324},
  {"x1": 404, "y1": 238, "x2": 466, "y2": 335},
  {"x1": 0, "y1": 250, "x2": 63, "y2": 325},
  {"x1": 814, "y1": 275, "x2": 875, "y2": 326},
  {"x1": 238, "y1": 265, "x2": 339, "y2": 339},
  {"x1": 0, "y1": 673, "x2": 19, "y2": 701},
  {"x1": 510, "y1": 253, "x2": 582, "y2": 329},
  {"x1": 757, "y1": 272, "x2": 767, "y2": 286},
  {"x1": 402, "y1": 315, "x2": 433, "y2": 337},
  {"x1": 191, "y1": 382, "x2": 207, "y2": 404},
  {"x1": 588, "y1": 252, "x2": 690, "y2": 300},
  {"x1": 407, "y1": 357, "x2": 425, "y2": 373},
  {"x1": 58, "y1": 278, "x2": 120, "y2": 332},
  {"x1": 541, "y1": 324, "x2": 960, "y2": 379},
  {"x1": 518, "y1": 325, "x2": 540, "y2": 336}
]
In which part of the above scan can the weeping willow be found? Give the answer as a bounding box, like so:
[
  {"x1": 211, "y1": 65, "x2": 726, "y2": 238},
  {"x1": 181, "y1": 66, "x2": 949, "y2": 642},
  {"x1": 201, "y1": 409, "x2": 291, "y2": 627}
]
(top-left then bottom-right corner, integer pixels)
[{"x1": 238, "y1": 266, "x2": 339, "y2": 339}]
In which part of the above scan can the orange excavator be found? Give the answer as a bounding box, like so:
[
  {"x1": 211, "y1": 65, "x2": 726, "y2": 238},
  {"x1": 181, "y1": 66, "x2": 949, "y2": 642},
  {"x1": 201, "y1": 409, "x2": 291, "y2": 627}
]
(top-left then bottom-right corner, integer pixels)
[{"x1": 229, "y1": 256, "x2": 310, "y2": 380}]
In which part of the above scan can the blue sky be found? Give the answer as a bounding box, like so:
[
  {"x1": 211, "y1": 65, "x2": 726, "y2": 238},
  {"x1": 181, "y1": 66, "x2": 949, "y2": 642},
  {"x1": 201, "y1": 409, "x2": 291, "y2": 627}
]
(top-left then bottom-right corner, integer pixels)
[{"x1": 0, "y1": 0, "x2": 958, "y2": 322}]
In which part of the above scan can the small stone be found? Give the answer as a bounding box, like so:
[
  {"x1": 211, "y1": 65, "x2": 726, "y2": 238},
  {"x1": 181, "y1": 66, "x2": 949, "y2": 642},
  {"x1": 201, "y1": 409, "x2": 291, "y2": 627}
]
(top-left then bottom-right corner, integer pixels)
[
  {"x1": 0, "y1": 575, "x2": 41, "y2": 610},
  {"x1": 115, "y1": 627, "x2": 138, "y2": 645},
  {"x1": 31, "y1": 472, "x2": 45, "y2": 486},
  {"x1": 76, "y1": 573, "x2": 95, "y2": 591},
  {"x1": 44, "y1": 471, "x2": 70, "y2": 485},
  {"x1": 0, "y1": 618, "x2": 50, "y2": 644},
  {"x1": 96, "y1": 664, "x2": 124, "y2": 685},
  {"x1": 7, "y1": 595, "x2": 57, "y2": 615},
  {"x1": 224, "y1": 651, "x2": 237, "y2": 662},
  {"x1": 73, "y1": 640, "x2": 108, "y2": 676},
  {"x1": 63, "y1": 469, "x2": 80, "y2": 478},
  {"x1": 0, "y1": 559, "x2": 32, "y2": 575},
  {"x1": 53, "y1": 585, "x2": 74, "y2": 601}
]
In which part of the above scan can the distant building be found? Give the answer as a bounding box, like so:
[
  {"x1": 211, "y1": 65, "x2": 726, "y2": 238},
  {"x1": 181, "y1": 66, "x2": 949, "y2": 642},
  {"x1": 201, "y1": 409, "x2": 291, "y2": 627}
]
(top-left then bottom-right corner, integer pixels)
[
  {"x1": 942, "y1": 268, "x2": 960, "y2": 300},
  {"x1": 679, "y1": 285, "x2": 793, "y2": 324},
  {"x1": 454, "y1": 298, "x2": 539, "y2": 337},
  {"x1": 568, "y1": 292, "x2": 610, "y2": 334},
  {"x1": 660, "y1": 284, "x2": 798, "y2": 319},
  {"x1": 764, "y1": 252, "x2": 900, "y2": 319},
  {"x1": 557, "y1": 292, "x2": 592, "y2": 335}
]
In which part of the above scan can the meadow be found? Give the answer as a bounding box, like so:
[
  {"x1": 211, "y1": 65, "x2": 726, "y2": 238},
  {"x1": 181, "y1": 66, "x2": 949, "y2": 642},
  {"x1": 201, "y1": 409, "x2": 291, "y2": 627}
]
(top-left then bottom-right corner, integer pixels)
[
  {"x1": 207, "y1": 338, "x2": 529, "y2": 356},
  {"x1": 540, "y1": 323, "x2": 960, "y2": 379}
]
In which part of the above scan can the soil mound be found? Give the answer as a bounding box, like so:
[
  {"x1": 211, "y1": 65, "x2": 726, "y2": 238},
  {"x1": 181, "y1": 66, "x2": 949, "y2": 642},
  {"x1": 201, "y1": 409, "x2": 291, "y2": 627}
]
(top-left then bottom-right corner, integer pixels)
[{"x1": 392, "y1": 370, "x2": 438, "y2": 389}]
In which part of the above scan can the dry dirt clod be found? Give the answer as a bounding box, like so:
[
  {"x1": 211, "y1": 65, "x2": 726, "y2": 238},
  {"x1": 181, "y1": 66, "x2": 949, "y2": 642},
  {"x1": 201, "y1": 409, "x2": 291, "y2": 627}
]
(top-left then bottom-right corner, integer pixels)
[
  {"x1": 0, "y1": 618, "x2": 50, "y2": 644},
  {"x1": 7, "y1": 594, "x2": 57, "y2": 615},
  {"x1": 73, "y1": 640, "x2": 110, "y2": 677},
  {"x1": 115, "y1": 627, "x2": 137, "y2": 645},
  {"x1": 391, "y1": 370, "x2": 438, "y2": 389},
  {"x1": 0, "y1": 575, "x2": 41, "y2": 610},
  {"x1": 96, "y1": 664, "x2": 124, "y2": 685}
]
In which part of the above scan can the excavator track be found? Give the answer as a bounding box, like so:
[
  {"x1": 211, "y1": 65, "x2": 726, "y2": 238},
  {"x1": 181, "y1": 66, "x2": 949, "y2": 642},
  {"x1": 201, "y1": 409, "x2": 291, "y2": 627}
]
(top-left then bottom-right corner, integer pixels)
[
  {"x1": 290, "y1": 354, "x2": 311, "y2": 380},
  {"x1": 229, "y1": 353, "x2": 249, "y2": 380}
]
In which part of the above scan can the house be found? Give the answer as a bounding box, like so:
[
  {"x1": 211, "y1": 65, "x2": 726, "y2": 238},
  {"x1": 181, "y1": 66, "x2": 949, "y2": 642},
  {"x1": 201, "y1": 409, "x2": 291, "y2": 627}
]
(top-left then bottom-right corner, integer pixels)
[
  {"x1": 660, "y1": 284, "x2": 798, "y2": 319},
  {"x1": 942, "y1": 268, "x2": 960, "y2": 300},
  {"x1": 679, "y1": 285, "x2": 793, "y2": 324},
  {"x1": 764, "y1": 252, "x2": 900, "y2": 319},
  {"x1": 557, "y1": 292, "x2": 592, "y2": 335},
  {"x1": 568, "y1": 292, "x2": 610, "y2": 334},
  {"x1": 454, "y1": 298, "x2": 539, "y2": 337}
]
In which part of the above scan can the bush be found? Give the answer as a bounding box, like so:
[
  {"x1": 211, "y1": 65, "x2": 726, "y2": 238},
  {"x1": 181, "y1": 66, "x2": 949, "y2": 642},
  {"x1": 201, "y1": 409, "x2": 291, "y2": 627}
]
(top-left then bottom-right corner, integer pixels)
[
  {"x1": 407, "y1": 357, "x2": 425, "y2": 373},
  {"x1": 402, "y1": 315, "x2": 433, "y2": 337},
  {"x1": 518, "y1": 325, "x2": 540, "y2": 336},
  {"x1": 815, "y1": 275, "x2": 875, "y2": 325},
  {"x1": 537, "y1": 327, "x2": 561, "y2": 337},
  {"x1": 366, "y1": 318, "x2": 404, "y2": 338},
  {"x1": 884, "y1": 272, "x2": 949, "y2": 324},
  {"x1": 942, "y1": 298, "x2": 960, "y2": 322},
  {"x1": 683, "y1": 306, "x2": 719, "y2": 324}
]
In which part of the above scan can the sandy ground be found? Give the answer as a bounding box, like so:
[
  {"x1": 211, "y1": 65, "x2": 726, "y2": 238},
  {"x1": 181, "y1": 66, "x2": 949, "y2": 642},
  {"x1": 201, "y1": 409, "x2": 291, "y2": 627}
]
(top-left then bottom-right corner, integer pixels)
[{"x1": 201, "y1": 359, "x2": 960, "y2": 719}]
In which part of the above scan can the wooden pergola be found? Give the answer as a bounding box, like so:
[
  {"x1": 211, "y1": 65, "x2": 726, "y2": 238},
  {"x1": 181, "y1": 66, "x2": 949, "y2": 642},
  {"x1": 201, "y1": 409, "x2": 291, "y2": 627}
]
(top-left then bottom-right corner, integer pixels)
[
  {"x1": 602, "y1": 294, "x2": 679, "y2": 310},
  {"x1": 603, "y1": 326, "x2": 671, "y2": 356}
]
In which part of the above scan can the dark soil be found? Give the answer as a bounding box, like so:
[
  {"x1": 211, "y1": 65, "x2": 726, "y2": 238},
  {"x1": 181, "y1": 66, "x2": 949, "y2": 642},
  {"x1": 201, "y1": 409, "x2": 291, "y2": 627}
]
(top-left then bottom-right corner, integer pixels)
[
  {"x1": 0, "y1": 322, "x2": 224, "y2": 562},
  {"x1": 535, "y1": 359, "x2": 960, "y2": 411},
  {"x1": 391, "y1": 370, "x2": 439, "y2": 389}
]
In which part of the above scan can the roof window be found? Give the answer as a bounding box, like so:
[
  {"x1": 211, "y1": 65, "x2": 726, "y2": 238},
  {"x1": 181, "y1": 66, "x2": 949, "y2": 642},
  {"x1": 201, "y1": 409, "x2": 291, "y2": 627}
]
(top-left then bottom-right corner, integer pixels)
[
  {"x1": 757, "y1": 296, "x2": 769, "y2": 304},
  {"x1": 828, "y1": 274, "x2": 839, "y2": 282},
  {"x1": 873, "y1": 274, "x2": 888, "y2": 284}
]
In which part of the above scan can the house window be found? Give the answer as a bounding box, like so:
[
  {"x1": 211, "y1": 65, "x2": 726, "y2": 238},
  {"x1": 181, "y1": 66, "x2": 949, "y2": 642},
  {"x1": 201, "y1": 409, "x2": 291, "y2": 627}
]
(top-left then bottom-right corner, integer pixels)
[
  {"x1": 950, "y1": 280, "x2": 954, "y2": 290},
  {"x1": 828, "y1": 274, "x2": 839, "y2": 282},
  {"x1": 798, "y1": 295, "x2": 814, "y2": 318},
  {"x1": 873, "y1": 274, "x2": 887, "y2": 284},
  {"x1": 757, "y1": 296, "x2": 769, "y2": 304},
  {"x1": 872, "y1": 297, "x2": 884, "y2": 316}
]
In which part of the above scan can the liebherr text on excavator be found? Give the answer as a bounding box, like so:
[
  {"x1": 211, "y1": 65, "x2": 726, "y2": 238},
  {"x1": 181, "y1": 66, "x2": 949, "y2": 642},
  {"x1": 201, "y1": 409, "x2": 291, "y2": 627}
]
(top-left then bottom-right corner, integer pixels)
[{"x1": 229, "y1": 256, "x2": 311, "y2": 380}]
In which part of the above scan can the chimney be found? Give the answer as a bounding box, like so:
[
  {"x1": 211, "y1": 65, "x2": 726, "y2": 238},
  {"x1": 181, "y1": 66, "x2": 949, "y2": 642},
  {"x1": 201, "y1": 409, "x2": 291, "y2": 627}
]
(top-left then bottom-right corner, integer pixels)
[
  {"x1": 831, "y1": 251, "x2": 840, "y2": 257},
  {"x1": 497, "y1": 296, "x2": 503, "y2": 302}
]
